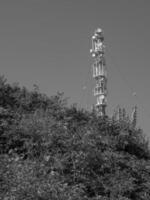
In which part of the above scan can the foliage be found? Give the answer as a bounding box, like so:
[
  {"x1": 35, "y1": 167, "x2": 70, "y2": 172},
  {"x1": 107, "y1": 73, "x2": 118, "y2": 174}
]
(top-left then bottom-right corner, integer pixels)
[{"x1": 0, "y1": 75, "x2": 150, "y2": 200}]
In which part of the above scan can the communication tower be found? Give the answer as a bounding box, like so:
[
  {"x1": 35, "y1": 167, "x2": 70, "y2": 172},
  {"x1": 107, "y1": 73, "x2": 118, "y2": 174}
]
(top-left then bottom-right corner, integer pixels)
[{"x1": 90, "y1": 28, "x2": 107, "y2": 116}]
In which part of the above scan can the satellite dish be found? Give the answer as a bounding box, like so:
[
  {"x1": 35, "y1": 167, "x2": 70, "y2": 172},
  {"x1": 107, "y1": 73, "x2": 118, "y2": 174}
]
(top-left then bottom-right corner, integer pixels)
[
  {"x1": 96, "y1": 28, "x2": 102, "y2": 33},
  {"x1": 92, "y1": 36, "x2": 96, "y2": 40}
]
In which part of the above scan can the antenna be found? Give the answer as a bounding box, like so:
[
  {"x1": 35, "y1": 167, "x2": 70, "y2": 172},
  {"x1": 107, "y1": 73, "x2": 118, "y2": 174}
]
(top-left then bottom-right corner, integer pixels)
[
  {"x1": 131, "y1": 105, "x2": 137, "y2": 128},
  {"x1": 90, "y1": 28, "x2": 107, "y2": 116}
]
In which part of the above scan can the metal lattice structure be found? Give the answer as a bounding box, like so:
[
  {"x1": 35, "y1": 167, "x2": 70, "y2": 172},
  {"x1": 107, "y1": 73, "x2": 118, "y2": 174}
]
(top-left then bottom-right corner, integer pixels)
[{"x1": 90, "y1": 28, "x2": 107, "y2": 116}]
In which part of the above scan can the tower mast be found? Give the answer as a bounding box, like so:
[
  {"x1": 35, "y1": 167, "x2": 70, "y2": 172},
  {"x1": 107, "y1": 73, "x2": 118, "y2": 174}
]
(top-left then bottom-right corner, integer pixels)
[{"x1": 90, "y1": 28, "x2": 107, "y2": 116}]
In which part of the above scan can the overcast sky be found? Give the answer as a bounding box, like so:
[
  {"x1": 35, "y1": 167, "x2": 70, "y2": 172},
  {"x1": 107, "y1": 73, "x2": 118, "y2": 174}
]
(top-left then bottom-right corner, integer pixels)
[{"x1": 0, "y1": 0, "x2": 150, "y2": 136}]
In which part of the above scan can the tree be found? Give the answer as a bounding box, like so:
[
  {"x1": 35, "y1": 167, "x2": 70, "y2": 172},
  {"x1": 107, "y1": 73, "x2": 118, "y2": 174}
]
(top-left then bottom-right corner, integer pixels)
[{"x1": 0, "y1": 75, "x2": 150, "y2": 200}]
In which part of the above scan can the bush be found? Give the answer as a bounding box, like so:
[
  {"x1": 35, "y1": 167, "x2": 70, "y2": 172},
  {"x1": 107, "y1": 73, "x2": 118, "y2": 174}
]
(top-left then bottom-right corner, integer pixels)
[{"x1": 0, "y1": 76, "x2": 150, "y2": 200}]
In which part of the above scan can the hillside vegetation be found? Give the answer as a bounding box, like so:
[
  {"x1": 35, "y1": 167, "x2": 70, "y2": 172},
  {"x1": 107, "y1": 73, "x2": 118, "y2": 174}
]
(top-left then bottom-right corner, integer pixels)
[{"x1": 0, "y1": 75, "x2": 150, "y2": 200}]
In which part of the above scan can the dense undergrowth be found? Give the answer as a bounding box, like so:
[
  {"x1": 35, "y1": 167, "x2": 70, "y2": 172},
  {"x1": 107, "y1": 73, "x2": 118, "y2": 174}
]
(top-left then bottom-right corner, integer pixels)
[{"x1": 0, "y1": 75, "x2": 150, "y2": 200}]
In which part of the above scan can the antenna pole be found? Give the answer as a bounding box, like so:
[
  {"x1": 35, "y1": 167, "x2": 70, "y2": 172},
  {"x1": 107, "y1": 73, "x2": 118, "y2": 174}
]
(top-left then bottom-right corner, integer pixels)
[{"x1": 90, "y1": 28, "x2": 107, "y2": 116}]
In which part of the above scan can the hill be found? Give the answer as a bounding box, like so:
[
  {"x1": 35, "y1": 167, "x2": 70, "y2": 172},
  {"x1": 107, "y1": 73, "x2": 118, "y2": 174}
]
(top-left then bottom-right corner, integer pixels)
[{"x1": 0, "y1": 75, "x2": 150, "y2": 200}]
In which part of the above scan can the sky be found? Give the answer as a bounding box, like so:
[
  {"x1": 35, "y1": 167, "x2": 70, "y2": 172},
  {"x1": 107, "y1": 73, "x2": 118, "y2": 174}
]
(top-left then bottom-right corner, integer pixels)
[{"x1": 0, "y1": 0, "x2": 150, "y2": 136}]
